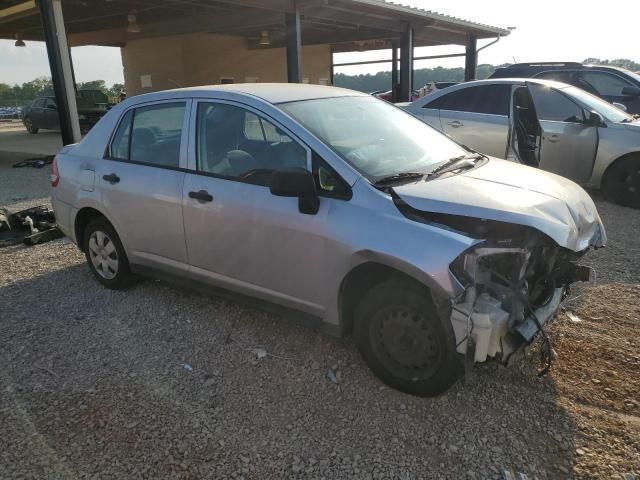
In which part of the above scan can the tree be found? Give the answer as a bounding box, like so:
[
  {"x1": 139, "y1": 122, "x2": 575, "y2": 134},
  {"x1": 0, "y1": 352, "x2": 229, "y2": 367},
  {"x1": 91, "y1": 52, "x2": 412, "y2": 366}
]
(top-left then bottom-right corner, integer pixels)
[
  {"x1": 583, "y1": 58, "x2": 640, "y2": 71},
  {"x1": 77, "y1": 79, "x2": 107, "y2": 92},
  {"x1": 107, "y1": 83, "x2": 125, "y2": 97}
]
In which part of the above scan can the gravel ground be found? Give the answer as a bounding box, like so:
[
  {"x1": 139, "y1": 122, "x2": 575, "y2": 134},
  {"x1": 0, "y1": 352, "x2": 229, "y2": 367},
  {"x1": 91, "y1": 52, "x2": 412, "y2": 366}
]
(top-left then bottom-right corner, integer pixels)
[
  {"x1": 0, "y1": 173, "x2": 639, "y2": 478},
  {"x1": 0, "y1": 153, "x2": 51, "y2": 208}
]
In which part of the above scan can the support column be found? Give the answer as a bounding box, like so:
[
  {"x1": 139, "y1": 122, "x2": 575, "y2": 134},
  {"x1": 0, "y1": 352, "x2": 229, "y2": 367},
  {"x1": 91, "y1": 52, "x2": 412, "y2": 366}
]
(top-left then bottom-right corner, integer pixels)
[
  {"x1": 464, "y1": 34, "x2": 478, "y2": 82},
  {"x1": 399, "y1": 26, "x2": 413, "y2": 102},
  {"x1": 285, "y1": 9, "x2": 302, "y2": 83},
  {"x1": 329, "y1": 46, "x2": 334, "y2": 85},
  {"x1": 38, "y1": 0, "x2": 80, "y2": 145},
  {"x1": 391, "y1": 41, "x2": 399, "y2": 102}
]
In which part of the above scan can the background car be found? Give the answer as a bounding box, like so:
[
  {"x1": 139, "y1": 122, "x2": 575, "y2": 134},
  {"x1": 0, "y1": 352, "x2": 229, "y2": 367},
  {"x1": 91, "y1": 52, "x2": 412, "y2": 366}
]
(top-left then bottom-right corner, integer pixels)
[
  {"x1": 0, "y1": 106, "x2": 22, "y2": 119},
  {"x1": 22, "y1": 96, "x2": 106, "y2": 134},
  {"x1": 490, "y1": 62, "x2": 640, "y2": 113},
  {"x1": 51, "y1": 84, "x2": 605, "y2": 396},
  {"x1": 371, "y1": 89, "x2": 420, "y2": 102},
  {"x1": 403, "y1": 78, "x2": 640, "y2": 207},
  {"x1": 77, "y1": 88, "x2": 113, "y2": 109}
]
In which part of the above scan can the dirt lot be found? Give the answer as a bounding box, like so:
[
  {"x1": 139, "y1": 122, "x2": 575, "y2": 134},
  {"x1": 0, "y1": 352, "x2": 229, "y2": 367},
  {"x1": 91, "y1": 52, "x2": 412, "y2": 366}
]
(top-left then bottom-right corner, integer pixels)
[{"x1": 0, "y1": 164, "x2": 638, "y2": 479}]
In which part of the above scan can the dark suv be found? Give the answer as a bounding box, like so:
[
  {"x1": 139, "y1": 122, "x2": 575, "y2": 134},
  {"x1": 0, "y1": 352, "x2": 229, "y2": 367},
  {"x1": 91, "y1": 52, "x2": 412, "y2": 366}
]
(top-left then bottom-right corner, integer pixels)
[
  {"x1": 490, "y1": 62, "x2": 640, "y2": 114},
  {"x1": 22, "y1": 96, "x2": 106, "y2": 134}
]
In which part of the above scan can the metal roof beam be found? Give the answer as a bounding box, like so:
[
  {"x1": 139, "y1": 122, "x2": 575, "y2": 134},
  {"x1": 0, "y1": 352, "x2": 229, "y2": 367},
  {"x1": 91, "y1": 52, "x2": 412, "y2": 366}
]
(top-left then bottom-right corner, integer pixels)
[{"x1": 0, "y1": 0, "x2": 37, "y2": 24}]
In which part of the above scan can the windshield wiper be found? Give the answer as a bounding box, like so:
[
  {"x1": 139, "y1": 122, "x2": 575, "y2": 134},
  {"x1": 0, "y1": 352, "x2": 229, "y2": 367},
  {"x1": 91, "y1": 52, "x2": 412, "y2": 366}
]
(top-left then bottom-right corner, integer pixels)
[
  {"x1": 428, "y1": 154, "x2": 484, "y2": 178},
  {"x1": 373, "y1": 171, "x2": 425, "y2": 186}
]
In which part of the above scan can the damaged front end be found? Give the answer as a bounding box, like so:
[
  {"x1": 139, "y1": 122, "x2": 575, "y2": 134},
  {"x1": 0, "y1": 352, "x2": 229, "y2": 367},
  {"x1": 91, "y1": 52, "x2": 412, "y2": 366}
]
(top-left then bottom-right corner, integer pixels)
[
  {"x1": 449, "y1": 234, "x2": 593, "y2": 366},
  {"x1": 398, "y1": 203, "x2": 602, "y2": 370}
]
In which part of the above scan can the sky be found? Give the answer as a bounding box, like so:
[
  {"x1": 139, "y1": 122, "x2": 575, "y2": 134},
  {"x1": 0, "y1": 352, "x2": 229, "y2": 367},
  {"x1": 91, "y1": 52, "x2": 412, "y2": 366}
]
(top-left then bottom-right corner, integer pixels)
[{"x1": 1, "y1": 0, "x2": 639, "y2": 86}]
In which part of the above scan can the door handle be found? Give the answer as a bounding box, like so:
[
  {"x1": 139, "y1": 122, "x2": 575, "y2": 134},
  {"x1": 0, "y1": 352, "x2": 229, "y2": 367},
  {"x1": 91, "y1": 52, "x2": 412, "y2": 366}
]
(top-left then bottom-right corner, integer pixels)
[
  {"x1": 447, "y1": 120, "x2": 463, "y2": 128},
  {"x1": 102, "y1": 173, "x2": 120, "y2": 184},
  {"x1": 547, "y1": 134, "x2": 560, "y2": 143},
  {"x1": 188, "y1": 190, "x2": 213, "y2": 202}
]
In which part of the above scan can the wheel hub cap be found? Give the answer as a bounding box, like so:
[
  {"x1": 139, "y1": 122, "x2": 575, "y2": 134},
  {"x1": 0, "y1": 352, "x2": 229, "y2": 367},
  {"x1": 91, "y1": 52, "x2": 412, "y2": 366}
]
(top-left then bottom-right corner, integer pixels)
[{"x1": 88, "y1": 230, "x2": 118, "y2": 280}]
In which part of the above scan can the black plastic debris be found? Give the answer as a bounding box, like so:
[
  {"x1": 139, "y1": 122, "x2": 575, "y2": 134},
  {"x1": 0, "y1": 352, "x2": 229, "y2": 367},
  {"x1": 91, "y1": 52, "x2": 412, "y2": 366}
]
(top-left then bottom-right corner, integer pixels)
[
  {"x1": 0, "y1": 205, "x2": 63, "y2": 247},
  {"x1": 12, "y1": 155, "x2": 54, "y2": 169}
]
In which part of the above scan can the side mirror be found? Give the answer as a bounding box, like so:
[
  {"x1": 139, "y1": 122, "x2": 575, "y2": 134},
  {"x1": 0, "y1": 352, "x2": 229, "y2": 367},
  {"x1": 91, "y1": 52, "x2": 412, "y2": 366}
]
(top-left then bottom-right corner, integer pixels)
[
  {"x1": 622, "y1": 86, "x2": 640, "y2": 97},
  {"x1": 586, "y1": 110, "x2": 604, "y2": 127},
  {"x1": 270, "y1": 167, "x2": 319, "y2": 215},
  {"x1": 46, "y1": 104, "x2": 57, "y2": 110}
]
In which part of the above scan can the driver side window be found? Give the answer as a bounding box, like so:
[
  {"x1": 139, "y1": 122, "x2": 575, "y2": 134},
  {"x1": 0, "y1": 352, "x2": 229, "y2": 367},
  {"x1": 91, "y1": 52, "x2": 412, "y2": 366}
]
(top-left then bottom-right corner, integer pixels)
[
  {"x1": 196, "y1": 102, "x2": 308, "y2": 186},
  {"x1": 529, "y1": 84, "x2": 585, "y2": 123}
]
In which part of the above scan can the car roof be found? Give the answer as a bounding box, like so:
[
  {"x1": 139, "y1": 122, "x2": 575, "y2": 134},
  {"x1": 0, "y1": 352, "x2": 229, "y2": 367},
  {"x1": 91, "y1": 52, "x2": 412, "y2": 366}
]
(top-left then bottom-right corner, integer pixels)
[
  {"x1": 133, "y1": 83, "x2": 367, "y2": 105},
  {"x1": 494, "y1": 63, "x2": 638, "y2": 77},
  {"x1": 412, "y1": 78, "x2": 572, "y2": 106}
]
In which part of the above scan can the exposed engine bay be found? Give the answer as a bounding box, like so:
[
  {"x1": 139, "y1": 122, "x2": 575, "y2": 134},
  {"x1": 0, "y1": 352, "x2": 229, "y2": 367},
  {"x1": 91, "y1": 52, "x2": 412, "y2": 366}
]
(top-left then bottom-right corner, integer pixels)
[{"x1": 396, "y1": 202, "x2": 599, "y2": 372}]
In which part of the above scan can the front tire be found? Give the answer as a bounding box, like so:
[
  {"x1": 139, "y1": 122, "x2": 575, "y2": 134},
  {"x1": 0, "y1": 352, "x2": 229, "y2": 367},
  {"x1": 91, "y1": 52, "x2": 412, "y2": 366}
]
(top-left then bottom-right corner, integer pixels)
[
  {"x1": 354, "y1": 280, "x2": 462, "y2": 397},
  {"x1": 24, "y1": 117, "x2": 38, "y2": 134},
  {"x1": 603, "y1": 156, "x2": 640, "y2": 208},
  {"x1": 83, "y1": 217, "x2": 134, "y2": 289}
]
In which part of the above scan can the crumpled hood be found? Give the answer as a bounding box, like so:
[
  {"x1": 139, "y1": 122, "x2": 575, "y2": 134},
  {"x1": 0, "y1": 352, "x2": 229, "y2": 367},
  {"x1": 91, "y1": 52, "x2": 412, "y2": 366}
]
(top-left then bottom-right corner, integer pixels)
[{"x1": 393, "y1": 158, "x2": 607, "y2": 252}]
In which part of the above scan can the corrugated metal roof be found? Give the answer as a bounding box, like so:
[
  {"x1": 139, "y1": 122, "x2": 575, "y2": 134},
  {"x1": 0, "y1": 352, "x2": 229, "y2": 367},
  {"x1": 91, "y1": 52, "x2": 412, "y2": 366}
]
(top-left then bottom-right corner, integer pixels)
[{"x1": 353, "y1": 0, "x2": 511, "y2": 36}]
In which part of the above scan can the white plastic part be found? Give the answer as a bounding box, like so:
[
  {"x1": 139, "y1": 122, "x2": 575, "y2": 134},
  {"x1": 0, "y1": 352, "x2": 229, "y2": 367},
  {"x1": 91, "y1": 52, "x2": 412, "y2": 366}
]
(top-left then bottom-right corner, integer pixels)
[{"x1": 450, "y1": 293, "x2": 510, "y2": 362}]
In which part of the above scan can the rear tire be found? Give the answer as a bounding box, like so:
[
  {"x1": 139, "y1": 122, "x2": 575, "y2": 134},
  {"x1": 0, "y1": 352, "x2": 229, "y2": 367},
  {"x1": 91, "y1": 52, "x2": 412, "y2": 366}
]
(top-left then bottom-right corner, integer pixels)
[
  {"x1": 83, "y1": 217, "x2": 135, "y2": 290},
  {"x1": 354, "y1": 280, "x2": 462, "y2": 397},
  {"x1": 24, "y1": 117, "x2": 38, "y2": 134},
  {"x1": 603, "y1": 156, "x2": 640, "y2": 208}
]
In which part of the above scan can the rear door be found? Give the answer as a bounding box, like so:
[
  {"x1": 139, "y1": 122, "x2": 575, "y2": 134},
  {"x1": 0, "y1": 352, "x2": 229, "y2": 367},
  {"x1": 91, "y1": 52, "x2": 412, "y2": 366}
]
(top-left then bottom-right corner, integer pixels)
[
  {"x1": 424, "y1": 84, "x2": 512, "y2": 158},
  {"x1": 98, "y1": 100, "x2": 191, "y2": 271},
  {"x1": 527, "y1": 83, "x2": 599, "y2": 183}
]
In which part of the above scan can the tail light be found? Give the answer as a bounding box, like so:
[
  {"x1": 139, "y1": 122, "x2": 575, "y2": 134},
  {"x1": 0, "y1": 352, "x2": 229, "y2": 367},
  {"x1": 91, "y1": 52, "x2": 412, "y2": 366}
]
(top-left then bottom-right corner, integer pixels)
[{"x1": 50, "y1": 157, "x2": 60, "y2": 187}]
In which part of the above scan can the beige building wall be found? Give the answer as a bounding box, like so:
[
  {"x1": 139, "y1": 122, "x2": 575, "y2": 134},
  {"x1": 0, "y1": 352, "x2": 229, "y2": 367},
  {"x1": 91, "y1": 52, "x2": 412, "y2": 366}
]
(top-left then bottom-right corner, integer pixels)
[{"x1": 121, "y1": 32, "x2": 331, "y2": 96}]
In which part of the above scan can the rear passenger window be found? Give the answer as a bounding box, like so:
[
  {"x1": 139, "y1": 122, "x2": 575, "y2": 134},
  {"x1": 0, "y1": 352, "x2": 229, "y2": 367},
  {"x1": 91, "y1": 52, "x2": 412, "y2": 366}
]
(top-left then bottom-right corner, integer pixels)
[
  {"x1": 110, "y1": 110, "x2": 132, "y2": 160},
  {"x1": 426, "y1": 84, "x2": 511, "y2": 116},
  {"x1": 109, "y1": 102, "x2": 185, "y2": 168}
]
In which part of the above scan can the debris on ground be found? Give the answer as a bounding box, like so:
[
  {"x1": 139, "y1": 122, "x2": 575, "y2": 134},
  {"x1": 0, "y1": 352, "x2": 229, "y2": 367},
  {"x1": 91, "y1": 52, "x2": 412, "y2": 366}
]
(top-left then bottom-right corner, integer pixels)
[
  {"x1": 566, "y1": 311, "x2": 583, "y2": 323},
  {"x1": 326, "y1": 368, "x2": 339, "y2": 384},
  {"x1": 249, "y1": 347, "x2": 268, "y2": 360},
  {"x1": 0, "y1": 205, "x2": 63, "y2": 247},
  {"x1": 12, "y1": 155, "x2": 54, "y2": 169}
]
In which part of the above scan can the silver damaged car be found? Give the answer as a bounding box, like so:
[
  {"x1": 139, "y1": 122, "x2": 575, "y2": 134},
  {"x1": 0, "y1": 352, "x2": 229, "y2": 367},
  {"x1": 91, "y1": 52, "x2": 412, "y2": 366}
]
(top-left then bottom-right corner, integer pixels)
[
  {"x1": 51, "y1": 84, "x2": 606, "y2": 396},
  {"x1": 403, "y1": 78, "x2": 640, "y2": 208}
]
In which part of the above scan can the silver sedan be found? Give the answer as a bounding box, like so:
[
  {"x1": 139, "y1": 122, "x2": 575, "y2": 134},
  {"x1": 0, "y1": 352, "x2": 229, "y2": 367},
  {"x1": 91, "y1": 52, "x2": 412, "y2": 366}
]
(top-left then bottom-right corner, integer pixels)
[
  {"x1": 52, "y1": 84, "x2": 605, "y2": 396},
  {"x1": 403, "y1": 78, "x2": 640, "y2": 208}
]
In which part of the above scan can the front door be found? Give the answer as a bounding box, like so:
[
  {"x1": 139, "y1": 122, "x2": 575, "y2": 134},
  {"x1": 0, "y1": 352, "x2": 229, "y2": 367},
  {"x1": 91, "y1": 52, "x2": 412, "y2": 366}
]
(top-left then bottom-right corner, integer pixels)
[
  {"x1": 528, "y1": 83, "x2": 599, "y2": 183},
  {"x1": 43, "y1": 98, "x2": 60, "y2": 130},
  {"x1": 98, "y1": 100, "x2": 190, "y2": 269},
  {"x1": 579, "y1": 71, "x2": 640, "y2": 114},
  {"x1": 182, "y1": 100, "x2": 326, "y2": 313}
]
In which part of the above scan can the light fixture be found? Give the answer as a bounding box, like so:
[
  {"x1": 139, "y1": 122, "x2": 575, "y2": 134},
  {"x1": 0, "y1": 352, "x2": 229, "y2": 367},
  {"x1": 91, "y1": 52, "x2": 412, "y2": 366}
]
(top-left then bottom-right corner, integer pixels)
[
  {"x1": 126, "y1": 14, "x2": 141, "y2": 33},
  {"x1": 14, "y1": 33, "x2": 25, "y2": 47},
  {"x1": 259, "y1": 30, "x2": 270, "y2": 46}
]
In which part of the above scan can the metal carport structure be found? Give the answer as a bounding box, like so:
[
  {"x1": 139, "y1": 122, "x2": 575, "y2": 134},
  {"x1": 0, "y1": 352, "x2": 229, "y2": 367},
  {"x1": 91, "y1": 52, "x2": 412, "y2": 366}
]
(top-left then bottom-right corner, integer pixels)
[{"x1": 0, "y1": 0, "x2": 509, "y2": 145}]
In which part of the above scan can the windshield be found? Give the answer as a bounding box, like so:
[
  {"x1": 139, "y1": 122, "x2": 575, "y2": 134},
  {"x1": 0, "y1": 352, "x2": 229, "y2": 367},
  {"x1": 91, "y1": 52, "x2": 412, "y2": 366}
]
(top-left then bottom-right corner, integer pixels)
[
  {"x1": 279, "y1": 96, "x2": 466, "y2": 181},
  {"x1": 561, "y1": 85, "x2": 633, "y2": 123}
]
